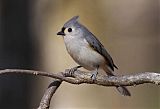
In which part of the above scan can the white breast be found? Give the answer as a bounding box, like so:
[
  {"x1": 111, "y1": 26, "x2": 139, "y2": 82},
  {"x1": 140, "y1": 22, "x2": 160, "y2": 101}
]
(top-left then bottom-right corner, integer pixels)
[{"x1": 64, "y1": 36, "x2": 106, "y2": 70}]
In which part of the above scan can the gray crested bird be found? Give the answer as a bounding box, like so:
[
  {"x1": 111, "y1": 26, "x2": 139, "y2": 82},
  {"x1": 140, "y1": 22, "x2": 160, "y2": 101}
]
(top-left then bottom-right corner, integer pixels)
[{"x1": 57, "y1": 16, "x2": 131, "y2": 96}]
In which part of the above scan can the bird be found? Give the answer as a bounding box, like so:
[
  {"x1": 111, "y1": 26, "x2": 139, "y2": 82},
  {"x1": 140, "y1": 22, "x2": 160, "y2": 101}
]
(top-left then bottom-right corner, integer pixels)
[{"x1": 57, "y1": 16, "x2": 131, "y2": 96}]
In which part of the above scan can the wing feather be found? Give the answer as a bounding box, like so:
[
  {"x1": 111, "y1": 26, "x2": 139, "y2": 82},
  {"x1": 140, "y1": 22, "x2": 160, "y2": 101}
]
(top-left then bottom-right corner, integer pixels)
[{"x1": 82, "y1": 26, "x2": 118, "y2": 71}]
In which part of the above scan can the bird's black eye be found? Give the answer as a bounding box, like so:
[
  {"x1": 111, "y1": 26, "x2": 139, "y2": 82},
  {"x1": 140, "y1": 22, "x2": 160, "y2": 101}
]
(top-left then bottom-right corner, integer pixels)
[{"x1": 68, "y1": 28, "x2": 72, "y2": 32}]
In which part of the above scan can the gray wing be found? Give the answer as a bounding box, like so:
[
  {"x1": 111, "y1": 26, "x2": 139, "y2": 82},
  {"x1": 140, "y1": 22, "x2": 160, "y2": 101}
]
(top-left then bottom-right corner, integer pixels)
[{"x1": 83, "y1": 27, "x2": 118, "y2": 71}]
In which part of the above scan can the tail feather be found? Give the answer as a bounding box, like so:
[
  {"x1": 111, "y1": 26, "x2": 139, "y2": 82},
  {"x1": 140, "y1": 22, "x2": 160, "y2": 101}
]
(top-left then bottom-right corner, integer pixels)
[
  {"x1": 116, "y1": 86, "x2": 131, "y2": 96},
  {"x1": 114, "y1": 64, "x2": 118, "y2": 69},
  {"x1": 104, "y1": 65, "x2": 131, "y2": 96}
]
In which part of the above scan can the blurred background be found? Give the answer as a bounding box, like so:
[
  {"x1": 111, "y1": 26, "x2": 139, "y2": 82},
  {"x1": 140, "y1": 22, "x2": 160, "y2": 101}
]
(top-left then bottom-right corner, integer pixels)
[{"x1": 0, "y1": 0, "x2": 160, "y2": 109}]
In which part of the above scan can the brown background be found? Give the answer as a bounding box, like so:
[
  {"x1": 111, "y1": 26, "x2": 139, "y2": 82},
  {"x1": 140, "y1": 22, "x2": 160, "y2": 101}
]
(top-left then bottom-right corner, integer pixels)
[{"x1": 0, "y1": 0, "x2": 159, "y2": 109}]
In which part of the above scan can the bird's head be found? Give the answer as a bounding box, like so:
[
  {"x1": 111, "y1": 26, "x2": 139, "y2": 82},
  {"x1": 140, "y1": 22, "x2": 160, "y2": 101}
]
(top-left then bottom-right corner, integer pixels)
[{"x1": 57, "y1": 16, "x2": 83, "y2": 38}]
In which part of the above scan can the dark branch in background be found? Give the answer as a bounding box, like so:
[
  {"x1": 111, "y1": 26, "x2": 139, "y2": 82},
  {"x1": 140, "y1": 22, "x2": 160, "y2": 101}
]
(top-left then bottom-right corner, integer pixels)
[{"x1": 0, "y1": 69, "x2": 159, "y2": 109}]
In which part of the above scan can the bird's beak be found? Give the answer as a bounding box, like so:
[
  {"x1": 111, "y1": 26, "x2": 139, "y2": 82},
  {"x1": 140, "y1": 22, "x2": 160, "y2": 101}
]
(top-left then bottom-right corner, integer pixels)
[{"x1": 57, "y1": 31, "x2": 65, "y2": 36}]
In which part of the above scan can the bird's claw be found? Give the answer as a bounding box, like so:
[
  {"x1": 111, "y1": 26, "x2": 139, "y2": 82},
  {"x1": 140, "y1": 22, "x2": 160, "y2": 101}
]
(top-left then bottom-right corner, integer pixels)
[
  {"x1": 68, "y1": 66, "x2": 81, "y2": 76},
  {"x1": 90, "y1": 71, "x2": 98, "y2": 81},
  {"x1": 69, "y1": 68, "x2": 76, "y2": 76}
]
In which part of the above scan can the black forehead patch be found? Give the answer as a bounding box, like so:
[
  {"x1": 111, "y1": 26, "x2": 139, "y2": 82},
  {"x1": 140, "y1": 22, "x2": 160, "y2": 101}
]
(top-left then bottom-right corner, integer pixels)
[{"x1": 62, "y1": 27, "x2": 65, "y2": 32}]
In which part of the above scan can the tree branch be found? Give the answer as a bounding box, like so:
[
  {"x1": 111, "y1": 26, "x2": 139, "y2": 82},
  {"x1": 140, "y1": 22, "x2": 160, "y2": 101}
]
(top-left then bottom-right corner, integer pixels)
[
  {"x1": 37, "y1": 79, "x2": 62, "y2": 109},
  {"x1": 0, "y1": 69, "x2": 160, "y2": 109},
  {"x1": 0, "y1": 69, "x2": 160, "y2": 86}
]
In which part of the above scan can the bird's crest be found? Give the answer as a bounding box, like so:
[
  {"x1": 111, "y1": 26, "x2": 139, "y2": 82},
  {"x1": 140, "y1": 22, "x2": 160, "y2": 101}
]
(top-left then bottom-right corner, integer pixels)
[{"x1": 64, "y1": 16, "x2": 79, "y2": 28}]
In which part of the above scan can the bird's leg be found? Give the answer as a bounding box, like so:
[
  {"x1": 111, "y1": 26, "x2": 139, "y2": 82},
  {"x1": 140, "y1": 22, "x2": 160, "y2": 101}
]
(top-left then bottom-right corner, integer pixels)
[
  {"x1": 68, "y1": 65, "x2": 82, "y2": 76},
  {"x1": 91, "y1": 66, "x2": 99, "y2": 81}
]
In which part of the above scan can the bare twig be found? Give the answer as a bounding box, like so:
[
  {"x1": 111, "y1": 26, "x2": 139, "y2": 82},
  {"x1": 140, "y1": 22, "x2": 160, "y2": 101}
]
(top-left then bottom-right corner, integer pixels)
[
  {"x1": 0, "y1": 69, "x2": 160, "y2": 109},
  {"x1": 0, "y1": 69, "x2": 160, "y2": 86},
  {"x1": 38, "y1": 79, "x2": 62, "y2": 109}
]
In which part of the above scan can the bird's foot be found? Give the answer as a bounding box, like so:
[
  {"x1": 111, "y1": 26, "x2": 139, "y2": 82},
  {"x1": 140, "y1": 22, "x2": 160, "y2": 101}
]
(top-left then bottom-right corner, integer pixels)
[
  {"x1": 68, "y1": 66, "x2": 82, "y2": 76},
  {"x1": 90, "y1": 71, "x2": 98, "y2": 81}
]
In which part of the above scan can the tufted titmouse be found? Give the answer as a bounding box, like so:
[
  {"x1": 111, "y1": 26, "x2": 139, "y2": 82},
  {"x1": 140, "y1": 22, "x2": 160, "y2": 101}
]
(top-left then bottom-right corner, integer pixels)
[{"x1": 57, "y1": 16, "x2": 131, "y2": 96}]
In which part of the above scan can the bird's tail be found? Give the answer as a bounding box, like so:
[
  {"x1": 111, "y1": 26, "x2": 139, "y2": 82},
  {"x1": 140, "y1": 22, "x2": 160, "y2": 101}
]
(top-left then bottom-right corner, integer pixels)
[
  {"x1": 116, "y1": 86, "x2": 131, "y2": 96},
  {"x1": 104, "y1": 66, "x2": 131, "y2": 96}
]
